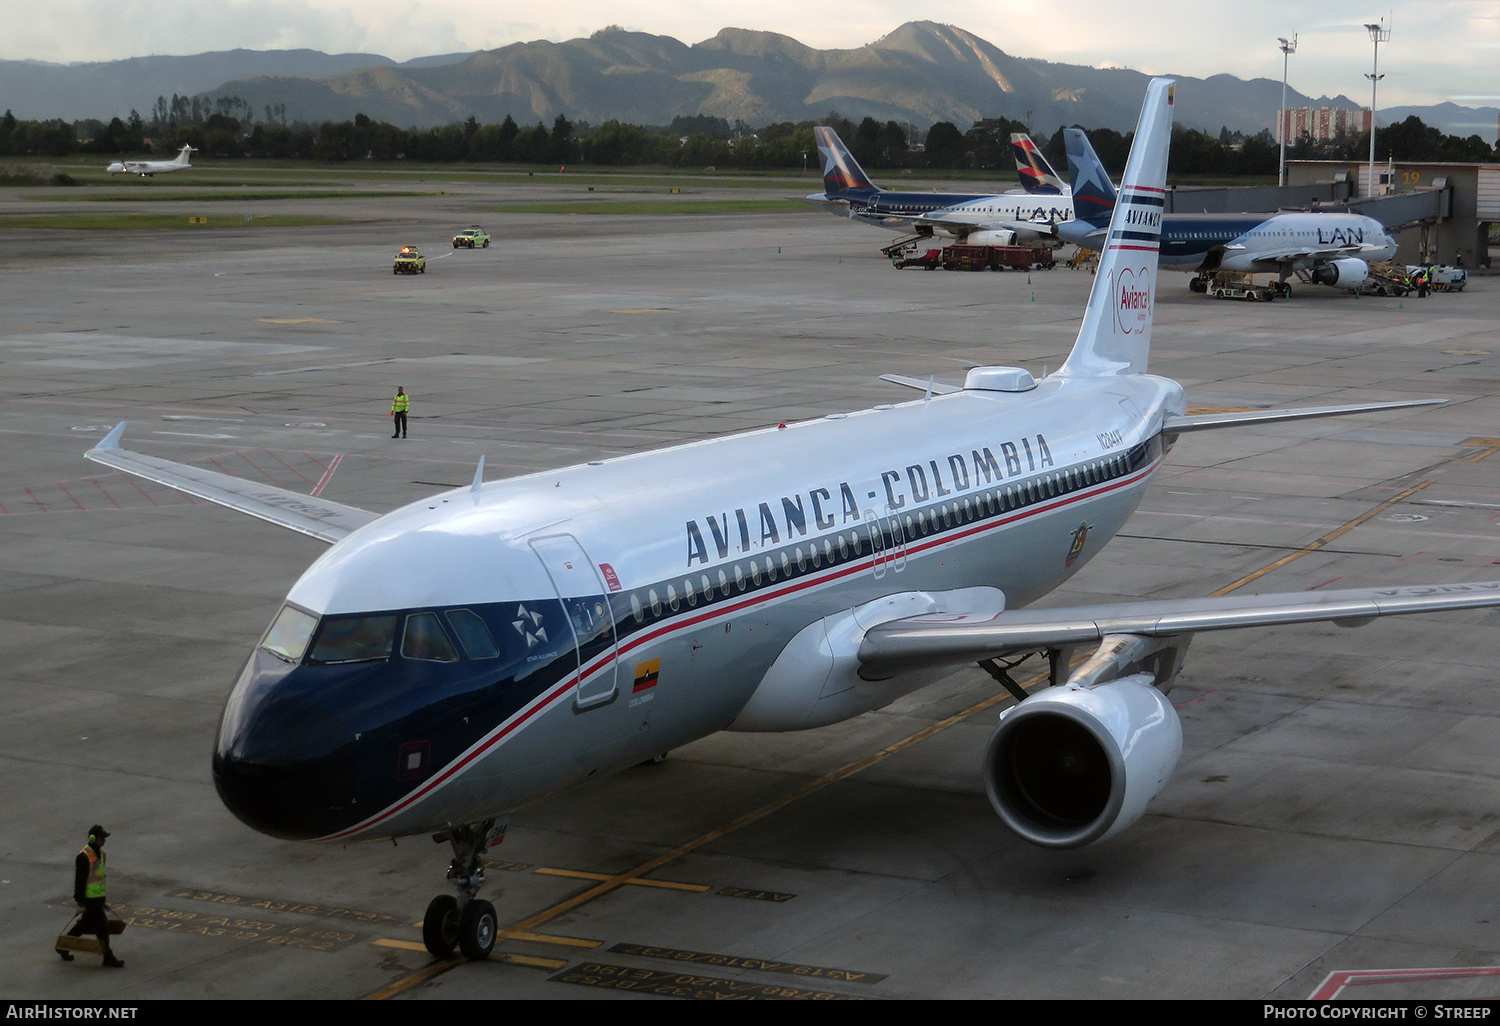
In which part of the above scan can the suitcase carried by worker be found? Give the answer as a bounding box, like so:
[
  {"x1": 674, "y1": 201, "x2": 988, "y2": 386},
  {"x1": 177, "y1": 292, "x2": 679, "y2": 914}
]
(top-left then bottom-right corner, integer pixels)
[{"x1": 55, "y1": 907, "x2": 126, "y2": 954}]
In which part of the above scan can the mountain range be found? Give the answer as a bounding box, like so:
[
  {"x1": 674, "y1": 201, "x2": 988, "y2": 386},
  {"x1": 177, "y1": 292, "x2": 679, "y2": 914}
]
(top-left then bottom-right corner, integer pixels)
[{"x1": 4, "y1": 22, "x2": 1496, "y2": 140}]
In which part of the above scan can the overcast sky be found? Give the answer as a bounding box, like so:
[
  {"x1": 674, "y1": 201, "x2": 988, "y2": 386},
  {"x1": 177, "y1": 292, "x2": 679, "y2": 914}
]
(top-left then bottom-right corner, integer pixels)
[{"x1": 6, "y1": 0, "x2": 1498, "y2": 110}]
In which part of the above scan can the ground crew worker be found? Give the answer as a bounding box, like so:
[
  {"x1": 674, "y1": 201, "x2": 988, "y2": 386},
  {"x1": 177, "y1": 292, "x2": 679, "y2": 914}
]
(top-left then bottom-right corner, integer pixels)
[
  {"x1": 59, "y1": 825, "x2": 124, "y2": 967},
  {"x1": 391, "y1": 386, "x2": 409, "y2": 438}
]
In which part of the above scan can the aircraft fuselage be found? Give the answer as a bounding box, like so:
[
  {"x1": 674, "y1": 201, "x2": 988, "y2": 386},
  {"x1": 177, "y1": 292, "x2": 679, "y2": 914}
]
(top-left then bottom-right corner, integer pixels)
[{"x1": 213, "y1": 372, "x2": 1184, "y2": 844}]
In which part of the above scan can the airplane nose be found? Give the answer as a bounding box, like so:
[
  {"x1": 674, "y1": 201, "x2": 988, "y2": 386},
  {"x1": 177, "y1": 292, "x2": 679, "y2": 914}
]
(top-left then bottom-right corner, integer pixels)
[{"x1": 213, "y1": 656, "x2": 362, "y2": 840}]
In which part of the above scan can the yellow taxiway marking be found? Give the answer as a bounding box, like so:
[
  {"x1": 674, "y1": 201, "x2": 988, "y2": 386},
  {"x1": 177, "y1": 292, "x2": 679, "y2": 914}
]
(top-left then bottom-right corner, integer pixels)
[
  {"x1": 376, "y1": 937, "x2": 581, "y2": 962},
  {"x1": 258, "y1": 317, "x2": 342, "y2": 324},
  {"x1": 534, "y1": 866, "x2": 711, "y2": 892},
  {"x1": 1456, "y1": 438, "x2": 1500, "y2": 462},
  {"x1": 1210, "y1": 479, "x2": 1434, "y2": 597}
]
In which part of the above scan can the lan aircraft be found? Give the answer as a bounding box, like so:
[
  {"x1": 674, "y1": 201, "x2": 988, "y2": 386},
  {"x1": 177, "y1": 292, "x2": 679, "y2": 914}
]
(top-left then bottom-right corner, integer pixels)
[
  {"x1": 87, "y1": 80, "x2": 1500, "y2": 963},
  {"x1": 1058, "y1": 128, "x2": 1397, "y2": 296},
  {"x1": 105, "y1": 145, "x2": 196, "y2": 177},
  {"x1": 808, "y1": 127, "x2": 1074, "y2": 244}
]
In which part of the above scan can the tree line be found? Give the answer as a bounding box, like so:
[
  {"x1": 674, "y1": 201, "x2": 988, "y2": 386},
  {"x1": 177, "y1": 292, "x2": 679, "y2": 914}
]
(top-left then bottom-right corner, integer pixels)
[{"x1": 0, "y1": 94, "x2": 1494, "y2": 176}]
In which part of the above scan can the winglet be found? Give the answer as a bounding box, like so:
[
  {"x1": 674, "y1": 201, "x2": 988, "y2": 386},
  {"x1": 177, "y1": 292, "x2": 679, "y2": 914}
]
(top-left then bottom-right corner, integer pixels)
[
  {"x1": 1058, "y1": 79, "x2": 1174, "y2": 379},
  {"x1": 95, "y1": 421, "x2": 127, "y2": 453},
  {"x1": 471, "y1": 455, "x2": 486, "y2": 495}
]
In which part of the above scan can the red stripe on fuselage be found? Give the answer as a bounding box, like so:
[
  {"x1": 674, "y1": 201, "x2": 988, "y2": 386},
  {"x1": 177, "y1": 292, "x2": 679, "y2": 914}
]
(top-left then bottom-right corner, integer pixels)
[{"x1": 320, "y1": 455, "x2": 1164, "y2": 840}]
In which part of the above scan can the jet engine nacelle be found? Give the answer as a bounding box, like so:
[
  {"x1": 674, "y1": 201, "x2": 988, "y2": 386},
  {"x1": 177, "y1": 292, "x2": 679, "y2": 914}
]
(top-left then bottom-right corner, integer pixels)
[
  {"x1": 964, "y1": 228, "x2": 1018, "y2": 246},
  {"x1": 983, "y1": 634, "x2": 1188, "y2": 848},
  {"x1": 1309, "y1": 257, "x2": 1370, "y2": 288}
]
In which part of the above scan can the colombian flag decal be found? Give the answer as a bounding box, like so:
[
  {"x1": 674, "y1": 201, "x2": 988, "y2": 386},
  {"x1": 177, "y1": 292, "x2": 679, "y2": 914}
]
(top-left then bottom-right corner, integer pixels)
[{"x1": 633, "y1": 658, "x2": 661, "y2": 692}]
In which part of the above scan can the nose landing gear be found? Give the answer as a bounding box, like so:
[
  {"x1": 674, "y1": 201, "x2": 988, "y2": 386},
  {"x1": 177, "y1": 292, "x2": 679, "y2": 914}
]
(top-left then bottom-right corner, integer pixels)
[{"x1": 422, "y1": 818, "x2": 508, "y2": 959}]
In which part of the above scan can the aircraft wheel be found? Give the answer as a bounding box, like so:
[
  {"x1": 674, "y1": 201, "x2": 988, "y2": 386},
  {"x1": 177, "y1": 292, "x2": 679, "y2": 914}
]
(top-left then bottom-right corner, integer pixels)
[
  {"x1": 1281, "y1": 284, "x2": 1292, "y2": 299},
  {"x1": 458, "y1": 899, "x2": 497, "y2": 960},
  {"x1": 422, "y1": 895, "x2": 461, "y2": 957}
]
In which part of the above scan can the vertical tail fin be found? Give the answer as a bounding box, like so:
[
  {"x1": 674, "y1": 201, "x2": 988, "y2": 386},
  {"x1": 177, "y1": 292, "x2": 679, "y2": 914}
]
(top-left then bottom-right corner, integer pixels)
[
  {"x1": 1009, "y1": 133, "x2": 1067, "y2": 194},
  {"x1": 1063, "y1": 129, "x2": 1117, "y2": 225},
  {"x1": 1058, "y1": 79, "x2": 1173, "y2": 379},
  {"x1": 174, "y1": 145, "x2": 195, "y2": 166},
  {"x1": 813, "y1": 127, "x2": 877, "y2": 197}
]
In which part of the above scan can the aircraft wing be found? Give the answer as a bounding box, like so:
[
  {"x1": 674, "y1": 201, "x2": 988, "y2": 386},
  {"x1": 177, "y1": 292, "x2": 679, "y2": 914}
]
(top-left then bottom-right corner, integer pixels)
[
  {"x1": 914, "y1": 213, "x2": 1059, "y2": 239},
  {"x1": 1163, "y1": 397, "x2": 1446, "y2": 433},
  {"x1": 85, "y1": 422, "x2": 379, "y2": 544},
  {"x1": 858, "y1": 580, "x2": 1500, "y2": 680},
  {"x1": 1231, "y1": 241, "x2": 1386, "y2": 264}
]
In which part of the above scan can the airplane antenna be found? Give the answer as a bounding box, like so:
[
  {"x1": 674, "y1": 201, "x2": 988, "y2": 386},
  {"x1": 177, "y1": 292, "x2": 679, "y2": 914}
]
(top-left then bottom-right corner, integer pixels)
[
  {"x1": 471, "y1": 455, "x2": 486, "y2": 495},
  {"x1": 924, "y1": 376, "x2": 934, "y2": 402}
]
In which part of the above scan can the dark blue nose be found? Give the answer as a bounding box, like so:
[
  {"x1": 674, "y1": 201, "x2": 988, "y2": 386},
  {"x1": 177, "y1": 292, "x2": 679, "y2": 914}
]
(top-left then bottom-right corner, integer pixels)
[{"x1": 213, "y1": 653, "x2": 363, "y2": 840}]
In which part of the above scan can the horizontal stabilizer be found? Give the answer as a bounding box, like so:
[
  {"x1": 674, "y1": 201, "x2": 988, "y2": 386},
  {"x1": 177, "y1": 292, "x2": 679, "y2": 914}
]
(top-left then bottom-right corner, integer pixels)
[
  {"x1": 879, "y1": 373, "x2": 960, "y2": 396},
  {"x1": 1163, "y1": 397, "x2": 1446, "y2": 433},
  {"x1": 859, "y1": 579, "x2": 1500, "y2": 680},
  {"x1": 86, "y1": 422, "x2": 378, "y2": 544}
]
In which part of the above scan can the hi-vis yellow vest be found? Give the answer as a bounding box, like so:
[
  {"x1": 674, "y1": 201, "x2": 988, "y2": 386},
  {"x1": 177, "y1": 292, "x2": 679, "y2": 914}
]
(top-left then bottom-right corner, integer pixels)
[
  {"x1": 392, "y1": 393, "x2": 409, "y2": 413},
  {"x1": 81, "y1": 846, "x2": 106, "y2": 899}
]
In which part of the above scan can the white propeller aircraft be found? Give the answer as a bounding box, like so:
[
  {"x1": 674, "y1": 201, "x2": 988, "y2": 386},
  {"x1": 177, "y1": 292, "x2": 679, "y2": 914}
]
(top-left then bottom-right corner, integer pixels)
[
  {"x1": 105, "y1": 145, "x2": 196, "y2": 177},
  {"x1": 86, "y1": 79, "x2": 1500, "y2": 962}
]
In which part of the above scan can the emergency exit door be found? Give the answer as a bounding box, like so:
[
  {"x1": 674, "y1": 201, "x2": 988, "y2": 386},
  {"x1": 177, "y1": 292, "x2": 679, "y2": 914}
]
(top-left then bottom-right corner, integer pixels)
[{"x1": 528, "y1": 534, "x2": 618, "y2": 709}]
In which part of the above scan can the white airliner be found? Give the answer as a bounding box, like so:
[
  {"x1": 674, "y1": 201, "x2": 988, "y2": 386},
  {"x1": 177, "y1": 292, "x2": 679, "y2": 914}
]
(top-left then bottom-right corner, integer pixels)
[
  {"x1": 1057, "y1": 128, "x2": 1398, "y2": 296},
  {"x1": 105, "y1": 145, "x2": 196, "y2": 177},
  {"x1": 87, "y1": 80, "x2": 1500, "y2": 963},
  {"x1": 808, "y1": 127, "x2": 1074, "y2": 245}
]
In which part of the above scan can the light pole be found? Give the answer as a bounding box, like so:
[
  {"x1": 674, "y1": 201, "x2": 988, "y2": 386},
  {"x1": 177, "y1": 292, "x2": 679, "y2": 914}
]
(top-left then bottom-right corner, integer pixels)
[
  {"x1": 1365, "y1": 19, "x2": 1389, "y2": 196},
  {"x1": 1277, "y1": 34, "x2": 1297, "y2": 187}
]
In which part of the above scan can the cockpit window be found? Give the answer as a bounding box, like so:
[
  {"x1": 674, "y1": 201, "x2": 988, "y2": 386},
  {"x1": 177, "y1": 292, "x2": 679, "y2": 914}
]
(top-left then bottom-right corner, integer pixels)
[
  {"x1": 445, "y1": 609, "x2": 499, "y2": 659},
  {"x1": 261, "y1": 605, "x2": 318, "y2": 663},
  {"x1": 308, "y1": 614, "x2": 398, "y2": 664},
  {"x1": 402, "y1": 612, "x2": 459, "y2": 662}
]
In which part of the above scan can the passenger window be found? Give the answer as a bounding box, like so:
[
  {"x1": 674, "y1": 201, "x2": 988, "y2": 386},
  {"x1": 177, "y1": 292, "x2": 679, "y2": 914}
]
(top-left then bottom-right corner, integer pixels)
[
  {"x1": 262, "y1": 605, "x2": 318, "y2": 663},
  {"x1": 445, "y1": 609, "x2": 499, "y2": 659},
  {"x1": 308, "y1": 614, "x2": 398, "y2": 664},
  {"x1": 403, "y1": 612, "x2": 459, "y2": 662}
]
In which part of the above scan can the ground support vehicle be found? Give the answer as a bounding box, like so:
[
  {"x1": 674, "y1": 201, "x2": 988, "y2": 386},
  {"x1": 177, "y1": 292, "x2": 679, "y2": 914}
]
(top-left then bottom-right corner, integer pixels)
[
  {"x1": 892, "y1": 248, "x2": 943, "y2": 270},
  {"x1": 939, "y1": 244, "x2": 1056, "y2": 271},
  {"x1": 884, "y1": 240, "x2": 1056, "y2": 272},
  {"x1": 393, "y1": 247, "x2": 426, "y2": 274},
  {"x1": 1201, "y1": 271, "x2": 1278, "y2": 301},
  {"x1": 1407, "y1": 265, "x2": 1467, "y2": 292},
  {"x1": 452, "y1": 227, "x2": 491, "y2": 249},
  {"x1": 1352, "y1": 263, "x2": 1411, "y2": 297}
]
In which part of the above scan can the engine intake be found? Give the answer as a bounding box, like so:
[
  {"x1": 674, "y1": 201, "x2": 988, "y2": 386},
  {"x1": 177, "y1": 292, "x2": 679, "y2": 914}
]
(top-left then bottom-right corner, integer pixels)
[
  {"x1": 1309, "y1": 257, "x2": 1370, "y2": 288},
  {"x1": 984, "y1": 661, "x2": 1182, "y2": 848}
]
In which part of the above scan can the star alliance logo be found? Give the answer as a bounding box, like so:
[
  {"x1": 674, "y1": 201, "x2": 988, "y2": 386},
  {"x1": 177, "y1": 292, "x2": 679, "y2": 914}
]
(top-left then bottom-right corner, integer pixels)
[{"x1": 512, "y1": 604, "x2": 548, "y2": 649}]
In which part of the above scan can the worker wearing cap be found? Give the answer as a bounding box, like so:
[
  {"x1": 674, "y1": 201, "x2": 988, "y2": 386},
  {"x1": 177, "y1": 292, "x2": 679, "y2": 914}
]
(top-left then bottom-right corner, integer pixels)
[{"x1": 59, "y1": 825, "x2": 124, "y2": 967}]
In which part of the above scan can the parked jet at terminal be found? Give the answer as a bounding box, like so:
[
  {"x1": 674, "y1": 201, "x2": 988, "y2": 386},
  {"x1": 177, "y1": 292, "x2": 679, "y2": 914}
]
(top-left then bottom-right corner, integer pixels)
[
  {"x1": 1057, "y1": 128, "x2": 1398, "y2": 295},
  {"x1": 105, "y1": 145, "x2": 196, "y2": 177},
  {"x1": 87, "y1": 80, "x2": 1500, "y2": 963},
  {"x1": 807, "y1": 126, "x2": 1074, "y2": 244}
]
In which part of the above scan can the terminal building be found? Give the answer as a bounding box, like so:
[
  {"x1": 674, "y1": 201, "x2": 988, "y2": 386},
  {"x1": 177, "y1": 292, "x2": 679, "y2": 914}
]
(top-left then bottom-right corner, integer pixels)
[{"x1": 1284, "y1": 159, "x2": 1499, "y2": 268}]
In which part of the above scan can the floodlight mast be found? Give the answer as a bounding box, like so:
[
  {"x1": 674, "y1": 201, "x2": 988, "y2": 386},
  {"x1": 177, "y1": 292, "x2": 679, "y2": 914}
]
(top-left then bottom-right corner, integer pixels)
[
  {"x1": 1365, "y1": 19, "x2": 1390, "y2": 196},
  {"x1": 1277, "y1": 34, "x2": 1298, "y2": 187}
]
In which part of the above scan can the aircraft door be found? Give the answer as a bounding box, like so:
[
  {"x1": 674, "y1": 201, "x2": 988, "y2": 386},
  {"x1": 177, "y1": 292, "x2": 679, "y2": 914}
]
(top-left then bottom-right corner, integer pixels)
[
  {"x1": 528, "y1": 534, "x2": 619, "y2": 709},
  {"x1": 864, "y1": 506, "x2": 907, "y2": 580}
]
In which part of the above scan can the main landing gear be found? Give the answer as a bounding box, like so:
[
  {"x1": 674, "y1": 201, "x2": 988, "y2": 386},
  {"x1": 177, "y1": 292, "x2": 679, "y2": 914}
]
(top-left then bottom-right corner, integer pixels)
[{"x1": 422, "y1": 818, "x2": 509, "y2": 960}]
